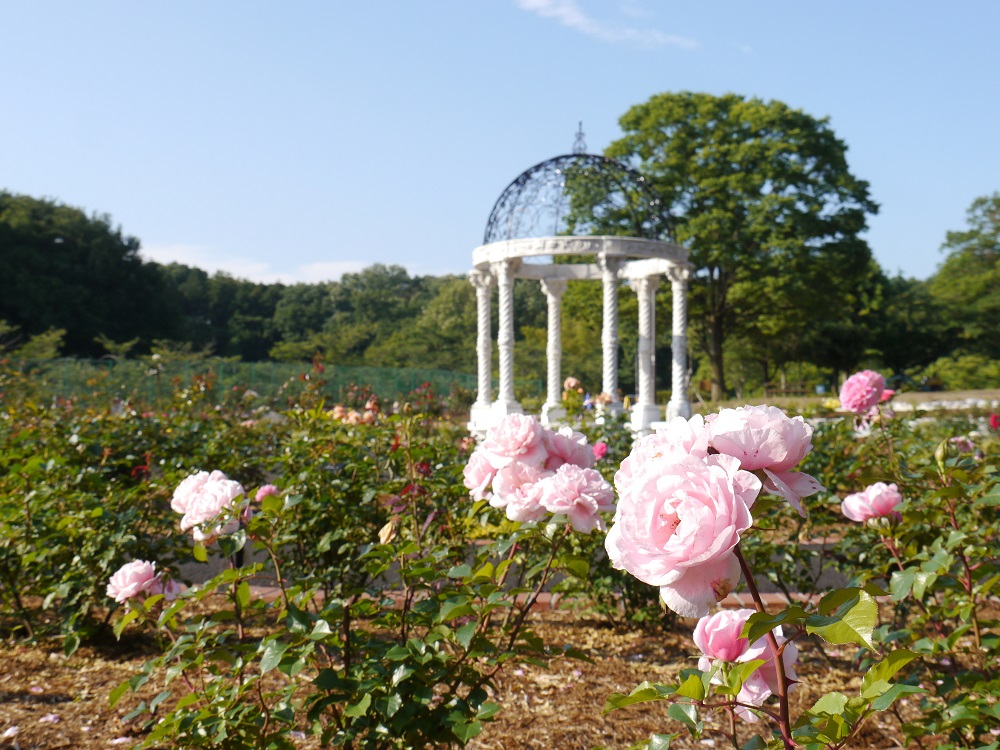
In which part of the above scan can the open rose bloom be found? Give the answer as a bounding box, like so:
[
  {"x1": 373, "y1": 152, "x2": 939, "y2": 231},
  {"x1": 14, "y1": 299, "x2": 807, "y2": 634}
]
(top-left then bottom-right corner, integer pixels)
[
  {"x1": 107, "y1": 560, "x2": 182, "y2": 605},
  {"x1": 463, "y1": 415, "x2": 614, "y2": 532},
  {"x1": 839, "y1": 370, "x2": 886, "y2": 414},
  {"x1": 171, "y1": 470, "x2": 248, "y2": 543},
  {"x1": 605, "y1": 408, "x2": 823, "y2": 618},
  {"x1": 842, "y1": 482, "x2": 903, "y2": 523}
]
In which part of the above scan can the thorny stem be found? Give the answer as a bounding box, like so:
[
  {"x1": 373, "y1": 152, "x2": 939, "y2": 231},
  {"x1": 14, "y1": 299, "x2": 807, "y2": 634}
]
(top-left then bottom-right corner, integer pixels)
[{"x1": 734, "y1": 544, "x2": 794, "y2": 750}]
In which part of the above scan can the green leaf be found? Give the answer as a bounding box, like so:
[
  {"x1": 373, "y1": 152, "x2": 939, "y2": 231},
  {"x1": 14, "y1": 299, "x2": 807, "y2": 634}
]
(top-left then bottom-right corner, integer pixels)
[
  {"x1": 193, "y1": 543, "x2": 208, "y2": 563},
  {"x1": 648, "y1": 734, "x2": 676, "y2": 750},
  {"x1": 113, "y1": 608, "x2": 140, "y2": 639},
  {"x1": 667, "y1": 702, "x2": 700, "y2": 736},
  {"x1": 109, "y1": 680, "x2": 130, "y2": 708},
  {"x1": 603, "y1": 682, "x2": 668, "y2": 715},
  {"x1": 674, "y1": 673, "x2": 706, "y2": 701},
  {"x1": 449, "y1": 717, "x2": 482, "y2": 743},
  {"x1": 149, "y1": 690, "x2": 171, "y2": 712},
  {"x1": 456, "y1": 621, "x2": 477, "y2": 650},
  {"x1": 861, "y1": 649, "x2": 919, "y2": 699},
  {"x1": 391, "y1": 664, "x2": 415, "y2": 687},
  {"x1": 889, "y1": 569, "x2": 916, "y2": 601},
  {"x1": 309, "y1": 620, "x2": 333, "y2": 640},
  {"x1": 262, "y1": 493, "x2": 282, "y2": 515},
  {"x1": 259, "y1": 639, "x2": 289, "y2": 674},
  {"x1": 236, "y1": 581, "x2": 251, "y2": 610},
  {"x1": 810, "y1": 691, "x2": 848, "y2": 715},
  {"x1": 806, "y1": 589, "x2": 877, "y2": 651},
  {"x1": 869, "y1": 683, "x2": 923, "y2": 712},
  {"x1": 343, "y1": 693, "x2": 371, "y2": 717}
]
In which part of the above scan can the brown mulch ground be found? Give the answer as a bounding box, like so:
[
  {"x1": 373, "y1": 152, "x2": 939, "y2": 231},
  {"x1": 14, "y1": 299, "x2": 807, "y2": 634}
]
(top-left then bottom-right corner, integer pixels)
[{"x1": 0, "y1": 609, "x2": 915, "y2": 750}]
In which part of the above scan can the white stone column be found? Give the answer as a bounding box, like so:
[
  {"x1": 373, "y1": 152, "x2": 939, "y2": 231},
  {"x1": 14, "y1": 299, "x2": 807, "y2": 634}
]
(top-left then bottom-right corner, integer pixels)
[
  {"x1": 598, "y1": 253, "x2": 623, "y2": 417},
  {"x1": 666, "y1": 265, "x2": 692, "y2": 420},
  {"x1": 491, "y1": 259, "x2": 522, "y2": 417},
  {"x1": 539, "y1": 277, "x2": 567, "y2": 426},
  {"x1": 630, "y1": 274, "x2": 661, "y2": 433},
  {"x1": 468, "y1": 269, "x2": 494, "y2": 435}
]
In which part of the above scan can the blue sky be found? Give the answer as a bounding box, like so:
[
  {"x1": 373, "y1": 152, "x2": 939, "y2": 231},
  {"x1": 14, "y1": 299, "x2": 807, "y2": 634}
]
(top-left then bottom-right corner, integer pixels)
[{"x1": 2, "y1": 1, "x2": 997, "y2": 283}]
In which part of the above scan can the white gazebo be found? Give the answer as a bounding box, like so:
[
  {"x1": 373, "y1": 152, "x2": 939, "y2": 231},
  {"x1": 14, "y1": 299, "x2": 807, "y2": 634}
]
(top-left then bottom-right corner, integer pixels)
[{"x1": 467, "y1": 137, "x2": 692, "y2": 436}]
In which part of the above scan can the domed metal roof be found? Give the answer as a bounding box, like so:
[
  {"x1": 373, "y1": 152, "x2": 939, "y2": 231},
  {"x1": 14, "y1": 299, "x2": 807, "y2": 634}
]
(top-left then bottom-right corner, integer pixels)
[{"x1": 483, "y1": 152, "x2": 671, "y2": 245}]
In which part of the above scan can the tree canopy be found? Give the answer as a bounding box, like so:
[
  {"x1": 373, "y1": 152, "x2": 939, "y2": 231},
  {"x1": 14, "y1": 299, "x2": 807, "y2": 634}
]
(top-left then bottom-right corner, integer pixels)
[{"x1": 605, "y1": 92, "x2": 879, "y2": 398}]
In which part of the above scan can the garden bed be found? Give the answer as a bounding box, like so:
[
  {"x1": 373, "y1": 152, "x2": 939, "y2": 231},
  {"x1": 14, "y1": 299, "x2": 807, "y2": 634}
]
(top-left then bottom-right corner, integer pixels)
[{"x1": 0, "y1": 610, "x2": 913, "y2": 750}]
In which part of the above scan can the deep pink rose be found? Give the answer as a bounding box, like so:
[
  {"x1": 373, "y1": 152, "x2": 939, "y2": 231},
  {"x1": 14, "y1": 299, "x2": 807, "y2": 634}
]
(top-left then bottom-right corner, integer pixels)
[
  {"x1": 990, "y1": 413, "x2": 1000, "y2": 432},
  {"x1": 255, "y1": 484, "x2": 279, "y2": 501},
  {"x1": 693, "y1": 608, "x2": 754, "y2": 662},
  {"x1": 463, "y1": 452, "x2": 497, "y2": 501},
  {"x1": 543, "y1": 427, "x2": 594, "y2": 470},
  {"x1": 605, "y1": 454, "x2": 760, "y2": 618},
  {"x1": 708, "y1": 405, "x2": 824, "y2": 517},
  {"x1": 538, "y1": 463, "x2": 616, "y2": 533},
  {"x1": 480, "y1": 414, "x2": 548, "y2": 469},
  {"x1": 842, "y1": 482, "x2": 902, "y2": 522},
  {"x1": 106, "y1": 560, "x2": 159, "y2": 604},
  {"x1": 614, "y1": 415, "x2": 710, "y2": 499},
  {"x1": 839, "y1": 370, "x2": 885, "y2": 414},
  {"x1": 592, "y1": 442, "x2": 608, "y2": 461},
  {"x1": 171, "y1": 470, "x2": 230, "y2": 514},
  {"x1": 492, "y1": 461, "x2": 550, "y2": 522}
]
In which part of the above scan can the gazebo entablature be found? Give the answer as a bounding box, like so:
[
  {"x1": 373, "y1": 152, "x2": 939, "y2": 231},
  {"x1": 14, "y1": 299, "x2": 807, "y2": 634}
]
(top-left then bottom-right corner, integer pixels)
[{"x1": 468, "y1": 235, "x2": 693, "y2": 438}]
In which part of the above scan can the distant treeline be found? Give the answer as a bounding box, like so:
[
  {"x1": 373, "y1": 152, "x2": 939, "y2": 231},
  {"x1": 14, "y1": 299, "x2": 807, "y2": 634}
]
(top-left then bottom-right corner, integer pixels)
[{"x1": 2, "y1": 188, "x2": 998, "y2": 396}]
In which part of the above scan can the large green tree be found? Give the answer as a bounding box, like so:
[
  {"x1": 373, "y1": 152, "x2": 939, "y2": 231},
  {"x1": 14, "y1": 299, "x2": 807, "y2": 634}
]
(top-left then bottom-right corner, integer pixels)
[
  {"x1": 605, "y1": 92, "x2": 878, "y2": 399},
  {"x1": 928, "y1": 192, "x2": 1000, "y2": 359}
]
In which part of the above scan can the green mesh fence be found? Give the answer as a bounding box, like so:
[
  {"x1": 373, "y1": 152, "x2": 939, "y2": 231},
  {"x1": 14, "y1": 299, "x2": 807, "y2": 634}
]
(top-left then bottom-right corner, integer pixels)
[{"x1": 13, "y1": 359, "x2": 542, "y2": 410}]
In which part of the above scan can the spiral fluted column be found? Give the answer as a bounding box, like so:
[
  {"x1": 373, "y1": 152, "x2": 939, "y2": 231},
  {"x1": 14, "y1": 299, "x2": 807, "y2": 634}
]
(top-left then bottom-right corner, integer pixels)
[
  {"x1": 492, "y1": 259, "x2": 522, "y2": 416},
  {"x1": 666, "y1": 266, "x2": 692, "y2": 420},
  {"x1": 598, "y1": 254, "x2": 623, "y2": 417},
  {"x1": 467, "y1": 269, "x2": 495, "y2": 435},
  {"x1": 539, "y1": 278, "x2": 567, "y2": 426},
  {"x1": 630, "y1": 274, "x2": 661, "y2": 433}
]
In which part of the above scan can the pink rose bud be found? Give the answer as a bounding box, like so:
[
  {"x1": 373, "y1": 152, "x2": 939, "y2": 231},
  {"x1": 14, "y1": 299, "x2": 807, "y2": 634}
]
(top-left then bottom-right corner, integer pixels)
[
  {"x1": 842, "y1": 482, "x2": 903, "y2": 522},
  {"x1": 839, "y1": 370, "x2": 886, "y2": 414},
  {"x1": 693, "y1": 608, "x2": 755, "y2": 662},
  {"x1": 106, "y1": 560, "x2": 159, "y2": 603},
  {"x1": 255, "y1": 484, "x2": 279, "y2": 500}
]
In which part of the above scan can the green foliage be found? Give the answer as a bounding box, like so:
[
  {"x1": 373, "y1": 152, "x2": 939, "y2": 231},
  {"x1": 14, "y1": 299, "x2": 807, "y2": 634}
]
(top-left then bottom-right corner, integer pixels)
[{"x1": 604, "y1": 92, "x2": 878, "y2": 399}]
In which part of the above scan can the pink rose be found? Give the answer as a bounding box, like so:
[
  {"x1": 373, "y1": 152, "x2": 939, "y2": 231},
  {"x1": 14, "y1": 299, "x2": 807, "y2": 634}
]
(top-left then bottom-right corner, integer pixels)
[
  {"x1": 592, "y1": 442, "x2": 608, "y2": 461},
  {"x1": 949, "y1": 436, "x2": 975, "y2": 453},
  {"x1": 149, "y1": 577, "x2": 184, "y2": 601},
  {"x1": 693, "y1": 608, "x2": 754, "y2": 662},
  {"x1": 708, "y1": 405, "x2": 824, "y2": 517},
  {"x1": 480, "y1": 414, "x2": 548, "y2": 469},
  {"x1": 106, "y1": 560, "x2": 159, "y2": 603},
  {"x1": 171, "y1": 470, "x2": 229, "y2": 515},
  {"x1": 538, "y1": 463, "x2": 616, "y2": 533},
  {"x1": 693, "y1": 609, "x2": 799, "y2": 722},
  {"x1": 463, "y1": 452, "x2": 497, "y2": 501},
  {"x1": 255, "y1": 484, "x2": 279, "y2": 501},
  {"x1": 841, "y1": 482, "x2": 902, "y2": 523},
  {"x1": 605, "y1": 454, "x2": 760, "y2": 618},
  {"x1": 175, "y1": 472, "x2": 246, "y2": 541},
  {"x1": 543, "y1": 426, "x2": 594, "y2": 470},
  {"x1": 615, "y1": 415, "x2": 711, "y2": 499},
  {"x1": 492, "y1": 462, "x2": 550, "y2": 522},
  {"x1": 839, "y1": 370, "x2": 885, "y2": 414}
]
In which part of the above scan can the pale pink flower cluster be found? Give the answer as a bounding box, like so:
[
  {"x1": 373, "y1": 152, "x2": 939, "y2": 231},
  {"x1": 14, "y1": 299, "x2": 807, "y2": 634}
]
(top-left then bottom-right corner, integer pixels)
[
  {"x1": 841, "y1": 482, "x2": 902, "y2": 523},
  {"x1": 106, "y1": 560, "x2": 182, "y2": 604},
  {"x1": 329, "y1": 404, "x2": 377, "y2": 425},
  {"x1": 694, "y1": 608, "x2": 799, "y2": 721},
  {"x1": 171, "y1": 470, "x2": 247, "y2": 543},
  {"x1": 463, "y1": 414, "x2": 614, "y2": 532},
  {"x1": 606, "y1": 408, "x2": 824, "y2": 618},
  {"x1": 839, "y1": 370, "x2": 886, "y2": 414}
]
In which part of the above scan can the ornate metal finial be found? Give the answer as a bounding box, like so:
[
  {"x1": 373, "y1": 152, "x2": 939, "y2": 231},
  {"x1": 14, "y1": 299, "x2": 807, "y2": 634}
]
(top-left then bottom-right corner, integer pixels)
[{"x1": 572, "y1": 121, "x2": 586, "y2": 154}]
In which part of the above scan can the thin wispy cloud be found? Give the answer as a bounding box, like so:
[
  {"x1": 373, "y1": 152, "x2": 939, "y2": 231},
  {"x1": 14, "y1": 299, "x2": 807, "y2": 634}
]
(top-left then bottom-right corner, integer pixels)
[
  {"x1": 515, "y1": 0, "x2": 697, "y2": 49},
  {"x1": 140, "y1": 244, "x2": 368, "y2": 284}
]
